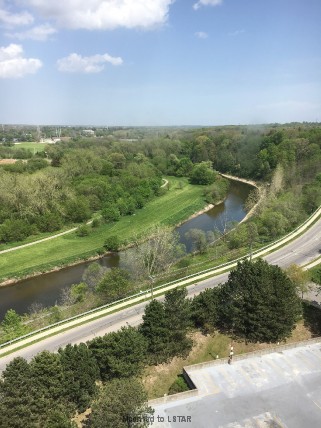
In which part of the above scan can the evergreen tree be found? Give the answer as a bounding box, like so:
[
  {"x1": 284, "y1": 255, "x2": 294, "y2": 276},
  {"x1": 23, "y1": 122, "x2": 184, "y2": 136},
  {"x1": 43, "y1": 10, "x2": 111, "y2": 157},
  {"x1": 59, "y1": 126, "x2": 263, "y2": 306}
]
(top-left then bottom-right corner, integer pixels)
[
  {"x1": 30, "y1": 351, "x2": 69, "y2": 425},
  {"x1": 88, "y1": 326, "x2": 148, "y2": 381},
  {"x1": 0, "y1": 357, "x2": 34, "y2": 428},
  {"x1": 164, "y1": 287, "x2": 192, "y2": 357},
  {"x1": 191, "y1": 287, "x2": 220, "y2": 330},
  {"x1": 139, "y1": 299, "x2": 170, "y2": 363},
  {"x1": 45, "y1": 410, "x2": 77, "y2": 428},
  {"x1": 88, "y1": 378, "x2": 153, "y2": 428},
  {"x1": 218, "y1": 259, "x2": 302, "y2": 342},
  {"x1": 59, "y1": 343, "x2": 99, "y2": 412}
]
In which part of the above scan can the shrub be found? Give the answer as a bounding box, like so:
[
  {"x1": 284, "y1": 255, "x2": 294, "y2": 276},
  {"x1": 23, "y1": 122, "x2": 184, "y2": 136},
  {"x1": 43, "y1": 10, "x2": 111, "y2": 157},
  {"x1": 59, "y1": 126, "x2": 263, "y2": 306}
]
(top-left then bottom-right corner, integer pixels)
[
  {"x1": 76, "y1": 224, "x2": 90, "y2": 237},
  {"x1": 168, "y1": 375, "x2": 190, "y2": 395}
]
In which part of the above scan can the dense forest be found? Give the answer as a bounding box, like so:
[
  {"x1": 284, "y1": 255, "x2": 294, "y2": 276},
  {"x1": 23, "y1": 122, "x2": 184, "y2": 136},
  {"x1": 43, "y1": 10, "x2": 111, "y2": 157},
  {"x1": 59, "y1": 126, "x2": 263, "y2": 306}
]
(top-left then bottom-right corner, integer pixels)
[{"x1": 1, "y1": 123, "x2": 321, "y2": 244}]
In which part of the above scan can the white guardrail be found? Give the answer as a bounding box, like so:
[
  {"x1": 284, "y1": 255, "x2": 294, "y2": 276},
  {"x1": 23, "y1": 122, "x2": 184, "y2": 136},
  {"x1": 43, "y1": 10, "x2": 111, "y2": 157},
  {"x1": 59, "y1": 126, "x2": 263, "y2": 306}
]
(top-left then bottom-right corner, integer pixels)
[{"x1": 1, "y1": 204, "x2": 321, "y2": 351}]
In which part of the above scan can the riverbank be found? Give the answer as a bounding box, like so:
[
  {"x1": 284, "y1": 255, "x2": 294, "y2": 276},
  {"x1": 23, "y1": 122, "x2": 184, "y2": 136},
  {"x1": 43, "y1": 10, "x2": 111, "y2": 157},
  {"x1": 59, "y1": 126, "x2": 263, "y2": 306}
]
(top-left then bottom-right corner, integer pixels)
[
  {"x1": 220, "y1": 173, "x2": 262, "y2": 223},
  {"x1": 0, "y1": 177, "x2": 209, "y2": 285},
  {"x1": 0, "y1": 176, "x2": 253, "y2": 288}
]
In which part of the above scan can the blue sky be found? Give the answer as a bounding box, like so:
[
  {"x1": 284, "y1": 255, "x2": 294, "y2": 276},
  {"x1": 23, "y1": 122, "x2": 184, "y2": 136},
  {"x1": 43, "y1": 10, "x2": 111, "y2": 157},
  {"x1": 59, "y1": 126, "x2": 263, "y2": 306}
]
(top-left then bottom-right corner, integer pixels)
[{"x1": 0, "y1": 0, "x2": 320, "y2": 126}]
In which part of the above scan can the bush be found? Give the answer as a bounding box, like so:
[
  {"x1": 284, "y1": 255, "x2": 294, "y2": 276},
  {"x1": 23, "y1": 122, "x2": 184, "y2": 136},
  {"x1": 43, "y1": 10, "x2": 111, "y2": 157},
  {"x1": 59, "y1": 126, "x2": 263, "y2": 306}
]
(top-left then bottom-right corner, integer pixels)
[
  {"x1": 0, "y1": 219, "x2": 37, "y2": 243},
  {"x1": 103, "y1": 235, "x2": 120, "y2": 252},
  {"x1": 91, "y1": 218, "x2": 101, "y2": 228},
  {"x1": 168, "y1": 375, "x2": 190, "y2": 395},
  {"x1": 35, "y1": 212, "x2": 63, "y2": 233},
  {"x1": 101, "y1": 205, "x2": 120, "y2": 222},
  {"x1": 70, "y1": 282, "x2": 88, "y2": 302},
  {"x1": 76, "y1": 224, "x2": 90, "y2": 237}
]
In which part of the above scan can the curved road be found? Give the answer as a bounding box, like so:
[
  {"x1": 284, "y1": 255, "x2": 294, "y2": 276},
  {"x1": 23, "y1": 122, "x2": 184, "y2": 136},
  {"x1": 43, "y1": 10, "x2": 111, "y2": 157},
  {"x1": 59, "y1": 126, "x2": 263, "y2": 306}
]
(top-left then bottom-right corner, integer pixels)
[{"x1": 0, "y1": 215, "x2": 321, "y2": 372}]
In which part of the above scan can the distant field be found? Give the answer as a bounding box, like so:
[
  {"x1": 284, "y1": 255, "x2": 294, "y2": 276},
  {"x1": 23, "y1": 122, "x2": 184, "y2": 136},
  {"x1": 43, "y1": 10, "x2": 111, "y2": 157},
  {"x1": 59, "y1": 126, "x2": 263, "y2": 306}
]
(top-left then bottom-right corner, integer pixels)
[
  {"x1": 12, "y1": 142, "x2": 46, "y2": 152},
  {"x1": 0, "y1": 177, "x2": 207, "y2": 280}
]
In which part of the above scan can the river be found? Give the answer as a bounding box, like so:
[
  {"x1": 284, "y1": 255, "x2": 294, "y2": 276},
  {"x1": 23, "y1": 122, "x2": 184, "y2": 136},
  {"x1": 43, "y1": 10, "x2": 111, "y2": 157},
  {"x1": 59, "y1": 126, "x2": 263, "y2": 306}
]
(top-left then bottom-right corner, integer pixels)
[{"x1": 0, "y1": 180, "x2": 250, "y2": 320}]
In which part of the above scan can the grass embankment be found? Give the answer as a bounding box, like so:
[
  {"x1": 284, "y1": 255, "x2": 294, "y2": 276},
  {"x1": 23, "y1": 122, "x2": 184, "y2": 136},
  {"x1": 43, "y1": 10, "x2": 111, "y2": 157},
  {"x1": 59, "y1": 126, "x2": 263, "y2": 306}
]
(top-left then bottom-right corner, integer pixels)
[
  {"x1": 144, "y1": 304, "x2": 321, "y2": 399},
  {"x1": 0, "y1": 177, "x2": 207, "y2": 282}
]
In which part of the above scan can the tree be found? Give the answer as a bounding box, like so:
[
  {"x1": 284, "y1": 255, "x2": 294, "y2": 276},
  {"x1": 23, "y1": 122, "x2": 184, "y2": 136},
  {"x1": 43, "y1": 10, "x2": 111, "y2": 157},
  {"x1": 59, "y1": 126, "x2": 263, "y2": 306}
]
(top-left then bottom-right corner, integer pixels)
[
  {"x1": 1, "y1": 309, "x2": 26, "y2": 339},
  {"x1": 0, "y1": 357, "x2": 34, "y2": 428},
  {"x1": 185, "y1": 228, "x2": 208, "y2": 254},
  {"x1": 96, "y1": 268, "x2": 131, "y2": 301},
  {"x1": 82, "y1": 262, "x2": 107, "y2": 290},
  {"x1": 101, "y1": 204, "x2": 121, "y2": 222},
  {"x1": 164, "y1": 287, "x2": 192, "y2": 357},
  {"x1": 285, "y1": 264, "x2": 311, "y2": 298},
  {"x1": 104, "y1": 235, "x2": 120, "y2": 252},
  {"x1": 30, "y1": 351, "x2": 69, "y2": 422},
  {"x1": 139, "y1": 300, "x2": 170, "y2": 364},
  {"x1": 125, "y1": 225, "x2": 185, "y2": 279},
  {"x1": 190, "y1": 161, "x2": 217, "y2": 185},
  {"x1": 88, "y1": 326, "x2": 148, "y2": 381},
  {"x1": 45, "y1": 410, "x2": 77, "y2": 428},
  {"x1": 217, "y1": 259, "x2": 302, "y2": 343},
  {"x1": 58, "y1": 343, "x2": 99, "y2": 412},
  {"x1": 191, "y1": 288, "x2": 220, "y2": 331},
  {"x1": 88, "y1": 378, "x2": 154, "y2": 428}
]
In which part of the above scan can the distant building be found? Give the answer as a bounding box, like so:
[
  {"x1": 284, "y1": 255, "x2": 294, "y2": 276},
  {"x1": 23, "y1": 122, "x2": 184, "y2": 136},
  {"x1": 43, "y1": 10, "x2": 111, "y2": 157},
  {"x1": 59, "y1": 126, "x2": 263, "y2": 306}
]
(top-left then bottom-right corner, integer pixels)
[{"x1": 83, "y1": 129, "x2": 95, "y2": 136}]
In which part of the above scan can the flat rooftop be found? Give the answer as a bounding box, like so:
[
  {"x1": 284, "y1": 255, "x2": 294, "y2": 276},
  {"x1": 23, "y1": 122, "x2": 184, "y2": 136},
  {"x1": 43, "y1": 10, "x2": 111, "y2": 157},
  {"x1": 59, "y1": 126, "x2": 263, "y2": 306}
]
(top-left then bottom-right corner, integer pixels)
[{"x1": 150, "y1": 340, "x2": 321, "y2": 428}]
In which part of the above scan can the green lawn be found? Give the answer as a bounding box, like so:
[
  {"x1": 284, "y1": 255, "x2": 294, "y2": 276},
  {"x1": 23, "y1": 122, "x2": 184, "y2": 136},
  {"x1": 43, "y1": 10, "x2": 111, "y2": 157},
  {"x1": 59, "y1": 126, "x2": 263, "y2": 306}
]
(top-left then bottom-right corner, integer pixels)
[
  {"x1": 12, "y1": 142, "x2": 46, "y2": 152},
  {"x1": 0, "y1": 177, "x2": 207, "y2": 280}
]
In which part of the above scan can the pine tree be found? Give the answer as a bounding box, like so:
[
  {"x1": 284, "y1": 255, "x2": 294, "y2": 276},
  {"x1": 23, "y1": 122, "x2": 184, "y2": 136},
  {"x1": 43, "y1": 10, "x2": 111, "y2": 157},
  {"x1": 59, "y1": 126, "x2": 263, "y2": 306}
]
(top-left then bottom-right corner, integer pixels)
[
  {"x1": 29, "y1": 351, "x2": 70, "y2": 424},
  {"x1": 191, "y1": 287, "x2": 220, "y2": 330},
  {"x1": 164, "y1": 287, "x2": 192, "y2": 357},
  {"x1": 218, "y1": 259, "x2": 302, "y2": 342},
  {"x1": 139, "y1": 299, "x2": 170, "y2": 363},
  {"x1": 59, "y1": 343, "x2": 99, "y2": 412},
  {"x1": 88, "y1": 326, "x2": 148, "y2": 381},
  {"x1": 88, "y1": 378, "x2": 153, "y2": 428},
  {"x1": 0, "y1": 357, "x2": 34, "y2": 428}
]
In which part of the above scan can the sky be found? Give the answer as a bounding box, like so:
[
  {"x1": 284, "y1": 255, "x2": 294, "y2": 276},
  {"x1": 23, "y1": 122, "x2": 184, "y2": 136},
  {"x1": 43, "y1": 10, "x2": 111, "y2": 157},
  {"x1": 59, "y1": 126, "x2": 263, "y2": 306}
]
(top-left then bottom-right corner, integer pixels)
[{"x1": 0, "y1": 0, "x2": 320, "y2": 126}]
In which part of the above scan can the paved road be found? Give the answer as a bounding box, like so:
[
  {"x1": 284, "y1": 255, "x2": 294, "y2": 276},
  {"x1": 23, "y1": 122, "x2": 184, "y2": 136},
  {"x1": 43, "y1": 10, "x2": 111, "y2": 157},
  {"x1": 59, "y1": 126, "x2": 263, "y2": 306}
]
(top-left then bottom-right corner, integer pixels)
[{"x1": 0, "y1": 216, "x2": 320, "y2": 372}]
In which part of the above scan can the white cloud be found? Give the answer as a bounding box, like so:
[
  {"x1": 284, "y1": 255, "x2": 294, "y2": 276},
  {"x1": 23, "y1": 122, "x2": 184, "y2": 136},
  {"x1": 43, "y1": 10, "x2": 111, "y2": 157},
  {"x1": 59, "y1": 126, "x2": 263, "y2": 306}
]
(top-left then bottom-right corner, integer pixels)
[
  {"x1": 0, "y1": 43, "x2": 42, "y2": 78},
  {"x1": 195, "y1": 31, "x2": 208, "y2": 39},
  {"x1": 193, "y1": 0, "x2": 222, "y2": 11},
  {"x1": 57, "y1": 52, "x2": 123, "y2": 73},
  {"x1": 0, "y1": 8, "x2": 34, "y2": 27},
  {"x1": 17, "y1": 0, "x2": 174, "y2": 30},
  {"x1": 6, "y1": 23, "x2": 57, "y2": 41}
]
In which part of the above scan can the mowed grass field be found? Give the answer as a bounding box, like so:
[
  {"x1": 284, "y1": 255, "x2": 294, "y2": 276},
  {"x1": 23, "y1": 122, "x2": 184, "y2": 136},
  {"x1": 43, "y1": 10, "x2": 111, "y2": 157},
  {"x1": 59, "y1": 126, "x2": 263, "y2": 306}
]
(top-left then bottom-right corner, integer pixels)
[
  {"x1": 0, "y1": 177, "x2": 206, "y2": 280},
  {"x1": 12, "y1": 142, "x2": 46, "y2": 152}
]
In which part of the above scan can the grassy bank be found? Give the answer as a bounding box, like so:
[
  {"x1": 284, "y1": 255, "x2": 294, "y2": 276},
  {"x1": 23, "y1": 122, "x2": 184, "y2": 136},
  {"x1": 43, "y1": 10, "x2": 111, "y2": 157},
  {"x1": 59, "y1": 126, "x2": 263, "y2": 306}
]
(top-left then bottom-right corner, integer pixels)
[{"x1": 0, "y1": 177, "x2": 207, "y2": 281}]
